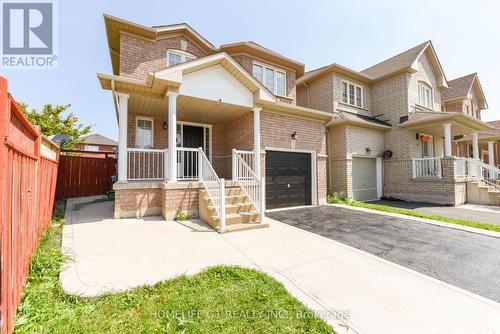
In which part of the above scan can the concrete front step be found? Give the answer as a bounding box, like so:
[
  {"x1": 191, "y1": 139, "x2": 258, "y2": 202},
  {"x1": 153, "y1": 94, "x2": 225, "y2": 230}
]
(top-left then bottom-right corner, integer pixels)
[
  {"x1": 212, "y1": 212, "x2": 260, "y2": 225},
  {"x1": 208, "y1": 202, "x2": 254, "y2": 214},
  {"x1": 222, "y1": 222, "x2": 269, "y2": 233},
  {"x1": 467, "y1": 180, "x2": 500, "y2": 206}
]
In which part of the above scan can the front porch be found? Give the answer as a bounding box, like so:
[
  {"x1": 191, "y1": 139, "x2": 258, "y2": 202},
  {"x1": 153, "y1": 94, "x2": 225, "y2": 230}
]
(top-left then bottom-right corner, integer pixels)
[{"x1": 390, "y1": 112, "x2": 500, "y2": 205}]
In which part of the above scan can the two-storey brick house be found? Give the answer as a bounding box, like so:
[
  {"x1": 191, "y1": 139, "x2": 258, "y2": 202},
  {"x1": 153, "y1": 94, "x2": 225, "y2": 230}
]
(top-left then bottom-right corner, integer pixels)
[
  {"x1": 297, "y1": 41, "x2": 495, "y2": 205},
  {"x1": 98, "y1": 15, "x2": 331, "y2": 232}
]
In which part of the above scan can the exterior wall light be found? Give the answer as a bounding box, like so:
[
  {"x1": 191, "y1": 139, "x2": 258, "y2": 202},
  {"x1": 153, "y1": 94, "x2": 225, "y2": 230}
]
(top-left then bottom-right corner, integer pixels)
[{"x1": 291, "y1": 132, "x2": 298, "y2": 140}]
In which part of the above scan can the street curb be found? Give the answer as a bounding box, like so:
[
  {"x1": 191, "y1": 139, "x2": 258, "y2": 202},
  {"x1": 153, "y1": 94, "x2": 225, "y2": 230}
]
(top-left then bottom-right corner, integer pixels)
[{"x1": 327, "y1": 203, "x2": 500, "y2": 239}]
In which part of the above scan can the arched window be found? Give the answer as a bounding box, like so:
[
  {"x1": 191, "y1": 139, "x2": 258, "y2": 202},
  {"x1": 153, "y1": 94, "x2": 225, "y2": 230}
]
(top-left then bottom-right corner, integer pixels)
[{"x1": 418, "y1": 82, "x2": 433, "y2": 108}]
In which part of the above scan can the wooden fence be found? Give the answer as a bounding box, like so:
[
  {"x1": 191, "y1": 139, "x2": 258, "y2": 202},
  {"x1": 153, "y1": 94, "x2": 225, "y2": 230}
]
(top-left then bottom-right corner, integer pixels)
[
  {"x1": 55, "y1": 153, "x2": 116, "y2": 200},
  {"x1": 0, "y1": 77, "x2": 59, "y2": 334}
]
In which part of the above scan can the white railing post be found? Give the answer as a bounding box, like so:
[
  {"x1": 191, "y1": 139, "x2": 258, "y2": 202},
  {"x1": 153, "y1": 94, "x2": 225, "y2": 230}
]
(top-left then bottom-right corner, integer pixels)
[
  {"x1": 437, "y1": 158, "x2": 442, "y2": 178},
  {"x1": 412, "y1": 159, "x2": 416, "y2": 178},
  {"x1": 232, "y1": 149, "x2": 237, "y2": 180},
  {"x1": 164, "y1": 149, "x2": 169, "y2": 181},
  {"x1": 219, "y1": 178, "x2": 225, "y2": 232},
  {"x1": 260, "y1": 176, "x2": 265, "y2": 223},
  {"x1": 198, "y1": 147, "x2": 203, "y2": 182}
]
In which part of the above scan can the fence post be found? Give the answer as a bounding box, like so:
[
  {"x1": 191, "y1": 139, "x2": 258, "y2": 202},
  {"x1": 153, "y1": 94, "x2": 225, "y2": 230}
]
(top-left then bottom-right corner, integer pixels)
[
  {"x1": 0, "y1": 76, "x2": 7, "y2": 334},
  {"x1": 219, "y1": 178, "x2": 225, "y2": 232}
]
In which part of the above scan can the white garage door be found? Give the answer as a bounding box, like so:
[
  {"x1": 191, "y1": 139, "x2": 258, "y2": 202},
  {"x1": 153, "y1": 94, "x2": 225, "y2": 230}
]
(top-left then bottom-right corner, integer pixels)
[{"x1": 352, "y1": 157, "x2": 378, "y2": 201}]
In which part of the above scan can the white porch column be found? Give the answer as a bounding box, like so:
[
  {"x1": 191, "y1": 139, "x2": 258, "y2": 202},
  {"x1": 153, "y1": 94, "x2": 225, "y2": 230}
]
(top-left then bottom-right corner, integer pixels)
[
  {"x1": 252, "y1": 107, "x2": 262, "y2": 180},
  {"x1": 488, "y1": 141, "x2": 495, "y2": 166},
  {"x1": 117, "y1": 93, "x2": 129, "y2": 182},
  {"x1": 443, "y1": 123, "x2": 452, "y2": 157},
  {"x1": 472, "y1": 132, "x2": 479, "y2": 160},
  {"x1": 167, "y1": 91, "x2": 178, "y2": 182}
]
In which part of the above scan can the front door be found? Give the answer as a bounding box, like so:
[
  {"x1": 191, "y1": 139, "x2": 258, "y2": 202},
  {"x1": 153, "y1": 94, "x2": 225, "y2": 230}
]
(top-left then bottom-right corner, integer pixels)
[{"x1": 178, "y1": 125, "x2": 204, "y2": 179}]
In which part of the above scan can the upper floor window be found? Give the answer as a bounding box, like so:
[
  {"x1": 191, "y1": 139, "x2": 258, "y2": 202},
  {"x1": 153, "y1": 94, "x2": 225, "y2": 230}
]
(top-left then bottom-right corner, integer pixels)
[
  {"x1": 342, "y1": 81, "x2": 363, "y2": 108},
  {"x1": 252, "y1": 62, "x2": 286, "y2": 96},
  {"x1": 167, "y1": 50, "x2": 196, "y2": 67},
  {"x1": 418, "y1": 82, "x2": 432, "y2": 108}
]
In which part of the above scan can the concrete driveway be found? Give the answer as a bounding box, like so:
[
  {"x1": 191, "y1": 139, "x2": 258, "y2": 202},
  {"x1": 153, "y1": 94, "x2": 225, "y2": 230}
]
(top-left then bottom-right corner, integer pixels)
[
  {"x1": 371, "y1": 199, "x2": 500, "y2": 225},
  {"x1": 267, "y1": 205, "x2": 500, "y2": 303},
  {"x1": 61, "y1": 197, "x2": 500, "y2": 334}
]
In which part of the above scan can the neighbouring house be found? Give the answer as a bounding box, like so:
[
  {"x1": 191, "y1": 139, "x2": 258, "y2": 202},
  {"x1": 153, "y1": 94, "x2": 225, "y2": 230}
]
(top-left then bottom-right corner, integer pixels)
[
  {"x1": 98, "y1": 15, "x2": 330, "y2": 232},
  {"x1": 73, "y1": 134, "x2": 118, "y2": 157},
  {"x1": 98, "y1": 15, "x2": 500, "y2": 231},
  {"x1": 454, "y1": 121, "x2": 500, "y2": 168},
  {"x1": 297, "y1": 41, "x2": 498, "y2": 206}
]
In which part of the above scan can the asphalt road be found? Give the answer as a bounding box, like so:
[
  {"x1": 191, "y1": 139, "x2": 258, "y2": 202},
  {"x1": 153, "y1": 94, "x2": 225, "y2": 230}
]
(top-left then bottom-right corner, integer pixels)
[{"x1": 267, "y1": 205, "x2": 500, "y2": 302}]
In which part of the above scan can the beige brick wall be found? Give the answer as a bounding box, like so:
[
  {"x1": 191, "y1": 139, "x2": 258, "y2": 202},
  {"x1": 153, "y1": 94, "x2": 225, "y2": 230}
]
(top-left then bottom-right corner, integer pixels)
[
  {"x1": 119, "y1": 33, "x2": 208, "y2": 80},
  {"x1": 161, "y1": 187, "x2": 200, "y2": 220},
  {"x1": 231, "y1": 54, "x2": 297, "y2": 103},
  {"x1": 383, "y1": 158, "x2": 466, "y2": 205},
  {"x1": 114, "y1": 188, "x2": 162, "y2": 218},
  {"x1": 408, "y1": 53, "x2": 443, "y2": 111},
  {"x1": 296, "y1": 74, "x2": 333, "y2": 112}
]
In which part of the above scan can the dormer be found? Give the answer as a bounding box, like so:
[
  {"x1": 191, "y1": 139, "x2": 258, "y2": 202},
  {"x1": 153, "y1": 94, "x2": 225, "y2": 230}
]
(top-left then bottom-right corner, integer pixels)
[{"x1": 219, "y1": 42, "x2": 304, "y2": 104}]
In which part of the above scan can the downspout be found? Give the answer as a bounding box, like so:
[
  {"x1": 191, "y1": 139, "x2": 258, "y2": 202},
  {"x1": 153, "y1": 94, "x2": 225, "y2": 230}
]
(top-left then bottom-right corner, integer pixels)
[{"x1": 111, "y1": 79, "x2": 119, "y2": 122}]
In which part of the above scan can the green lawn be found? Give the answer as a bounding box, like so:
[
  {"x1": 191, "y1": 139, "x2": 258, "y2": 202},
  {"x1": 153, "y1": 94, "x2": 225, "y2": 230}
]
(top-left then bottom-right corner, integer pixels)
[
  {"x1": 327, "y1": 194, "x2": 500, "y2": 233},
  {"x1": 14, "y1": 213, "x2": 334, "y2": 334}
]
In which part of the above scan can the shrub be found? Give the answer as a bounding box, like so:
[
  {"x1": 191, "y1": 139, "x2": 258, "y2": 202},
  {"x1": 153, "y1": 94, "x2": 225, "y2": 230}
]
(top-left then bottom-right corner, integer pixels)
[{"x1": 173, "y1": 210, "x2": 188, "y2": 221}]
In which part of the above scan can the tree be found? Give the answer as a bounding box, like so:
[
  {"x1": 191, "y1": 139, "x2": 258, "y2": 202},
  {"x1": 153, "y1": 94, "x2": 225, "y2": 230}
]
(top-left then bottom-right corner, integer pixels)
[{"x1": 19, "y1": 103, "x2": 92, "y2": 149}]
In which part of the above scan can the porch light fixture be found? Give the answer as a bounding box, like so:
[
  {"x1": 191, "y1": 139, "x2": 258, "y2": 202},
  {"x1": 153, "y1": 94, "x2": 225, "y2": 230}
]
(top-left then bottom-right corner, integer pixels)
[
  {"x1": 365, "y1": 147, "x2": 371, "y2": 154},
  {"x1": 163, "y1": 121, "x2": 167, "y2": 130},
  {"x1": 291, "y1": 132, "x2": 298, "y2": 140}
]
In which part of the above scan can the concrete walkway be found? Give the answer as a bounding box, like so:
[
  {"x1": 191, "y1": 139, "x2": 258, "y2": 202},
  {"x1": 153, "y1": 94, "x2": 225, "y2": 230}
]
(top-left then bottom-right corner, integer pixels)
[
  {"x1": 371, "y1": 199, "x2": 500, "y2": 226},
  {"x1": 61, "y1": 197, "x2": 500, "y2": 334}
]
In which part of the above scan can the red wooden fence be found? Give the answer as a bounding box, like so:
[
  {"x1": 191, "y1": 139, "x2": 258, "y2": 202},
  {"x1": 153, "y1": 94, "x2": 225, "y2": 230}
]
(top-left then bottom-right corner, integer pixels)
[
  {"x1": 55, "y1": 154, "x2": 116, "y2": 200},
  {"x1": 0, "y1": 77, "x2": 59, "y2": 334}
]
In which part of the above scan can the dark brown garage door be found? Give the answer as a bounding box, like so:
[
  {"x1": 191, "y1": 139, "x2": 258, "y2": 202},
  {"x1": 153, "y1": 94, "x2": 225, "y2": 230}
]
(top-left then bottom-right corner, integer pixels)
[{"x1": 265, "y1": 151, "x2": 312, "y2": 209}]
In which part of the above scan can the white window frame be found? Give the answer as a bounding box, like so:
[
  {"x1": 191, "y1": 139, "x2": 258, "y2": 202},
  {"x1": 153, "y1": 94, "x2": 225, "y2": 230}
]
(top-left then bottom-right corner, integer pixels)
[
  {"x1": 135, "y1": 116, "x2": 154, "y2": 149},
  {"x1": 167, "y1": 49, "x2": 197, "y2": 67},
  {"x1": 252, "y1": 61, "x2": 287, "y2": 97},
  {"x1": 417, "y1": 81, "x2": 433, "y2": 109},
  {"x1": 342, "y1": 80, "x2": 364, "y2": 108}
]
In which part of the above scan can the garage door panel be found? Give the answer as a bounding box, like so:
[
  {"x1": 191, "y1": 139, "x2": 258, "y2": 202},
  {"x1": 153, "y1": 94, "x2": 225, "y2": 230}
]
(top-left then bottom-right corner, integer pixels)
[
  {"x1": 352, "y1": 157, "x2": 378, "y2": 202},
  {"x1": 266, "y1": 151, "x2": 312, "y2": 209}
]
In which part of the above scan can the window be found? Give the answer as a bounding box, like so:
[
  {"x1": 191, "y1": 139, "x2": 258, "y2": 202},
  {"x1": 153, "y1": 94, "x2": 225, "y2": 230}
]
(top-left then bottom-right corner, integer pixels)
[
  {"x1": 167, "y1": 50, "x2": 197, "y2": 66},
  {"x1": 418, "y1": 82, "x2": 432, "y2": 108},
  {"x1": 252, "y1": 62, "x2": 287, "y2": 96},
  {"x1": 265, "y1": 68, "x2": 274, "y2": 92},
  {"x1": 276, "y1": 71, "x2": 286, "y2": 96},
  {"x1": 84, "y1": 145, "x2": 99, "y2": 152},
  {"x1": 136, "y1": 117, "x2": 153, "y2": 148},
  {"x1": 252, "y1": 64, "x2": 263, "y2": 82},
  {"x1": 342, "y1": 81, "x2": 363, "y2": 108}
]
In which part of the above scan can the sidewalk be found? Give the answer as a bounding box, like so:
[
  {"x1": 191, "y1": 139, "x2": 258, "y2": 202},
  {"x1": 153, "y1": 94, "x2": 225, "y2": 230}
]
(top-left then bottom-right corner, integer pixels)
[{"x1": 61, "y1": 198, "x2": 500, "y2": 334}]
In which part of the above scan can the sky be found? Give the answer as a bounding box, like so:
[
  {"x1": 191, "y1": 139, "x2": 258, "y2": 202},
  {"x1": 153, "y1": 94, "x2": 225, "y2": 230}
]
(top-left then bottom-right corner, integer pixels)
[{"x1": 3, "y1": 0, "x2": 500, "y2": 140}]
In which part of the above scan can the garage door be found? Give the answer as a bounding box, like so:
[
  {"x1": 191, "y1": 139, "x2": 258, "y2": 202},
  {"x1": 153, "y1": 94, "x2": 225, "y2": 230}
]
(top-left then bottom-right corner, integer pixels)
[
  {"x1": 352, "y1": 157, "x2": 378, "y2": 201},
  {"x1": 265, "y1": 151, "x2": 312, "y2": 209}
]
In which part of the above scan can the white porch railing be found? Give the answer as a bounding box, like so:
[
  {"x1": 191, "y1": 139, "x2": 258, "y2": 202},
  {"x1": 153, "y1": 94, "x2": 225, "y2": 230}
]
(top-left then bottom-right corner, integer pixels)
[
  {"x1": 127, "y1": 148, "x2": 167, "y2": 180},
  {"x1": 458, "y1": 157, "x2": 500, "y2": 191},
  {"x1": 177, "y1": 147, "x2": 200, "y2": 180},
  {"x1": 232, "y1": 149, "x2": 265, "y2": 221},
  {"x1": 198, "y1": 147, "x2": 225, "y2": 231},
  {"x1": 412, "y1": 157, "x2": 442, "y2": 179},
  {"x1": 232, "y1": 150, "x2": 255, "y2": 172}
]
